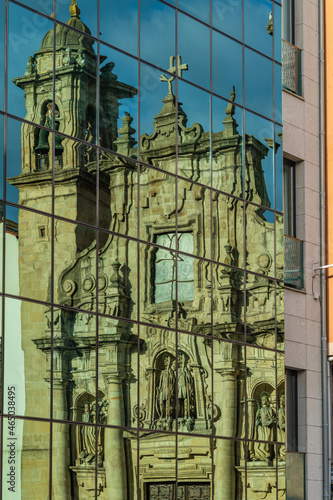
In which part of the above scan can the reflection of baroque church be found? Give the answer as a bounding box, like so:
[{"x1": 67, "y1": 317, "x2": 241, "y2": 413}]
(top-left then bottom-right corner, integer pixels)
[{"x1": 9, "y1": 3, "x2": 285, "y2": 499}]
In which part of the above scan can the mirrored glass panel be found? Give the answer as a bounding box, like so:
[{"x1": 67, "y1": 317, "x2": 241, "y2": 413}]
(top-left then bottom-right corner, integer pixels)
[
  {"x1": 212, "y1": 31, "x2": 243, "y2": 104},
  {"x1": 276, "y1": 214, "x2": 284, "y2": 281},
  {"x1": 213, "y1": 437, "x2": 243, "y2": 499},
  {"x1": 212, "y1": 0, "x2": 243, "y2": 41},
  {"x1": 53, "y1": 311, "x2": 97, "y2": 426},
  {"x1": 6, "y1": 117, "x2": 56, "y2": 213},
  {"x1": 54, "y1": 138, "x2": 98, "y2": 225},
  {"x1": 100, "y1": 158, "x2": 139, "y2": 237},
  {"x1": 139, "y1": 63, "x2": 176, "y2": 167},
  {"x1": 213, "y1": 264, "x2": 245, "y2": 342},
  {"x1": 100, "y1": 232, "x2": 139, "y2": 322},
  {"x1": 275, "y1": 124, "x2": 283, "y2": 212},
  {"x1": 274, "y1": 4, "x2": 282, "y2": 64},
  {"x1": 212, "y1": 192, "x2": 244, "y2": 269},
  {"x1": 276, "y1": 282, "x2": 284, "y2": 351},
  {"x1": 106, "y1": 427, "x2": 138, "y2": 495},
  {"x1": 213, "y1": 340, "x2": 245, "y2": 439},
  {"x1": 99, "y1": 319, "x2": 138, "y2": 429},
  {"x1": 246, "y1": 444, "x2": 278, "y2": 499},
  {"x1": 177, "y1": 436, "x2": 212, "y2": 495},
  {"x1": 246, "y1": 346, "x2": 277, "y2": 463},
  {"x1": 151, "y1": 234, "x2": 192, "y2": 305},
  {"x1": 177, "y1": 13, "x2": 210, "y2": 91},
  {"x1": 177, "y1": 180, "x2": 211, "y2": 259},
  {"x1": 139, "y1": 328, "x2": 177, "y2": 431},
  {"x1": 177, "y1": 81, "x2": 211, "y2": 186},
  {"x1": 5, "y1": 208, "x2": 52, "y2": 303},
  {"x1": 55, "y1": 27, "x2": 98, "y2": 145},
  {"x1": 244, "y1": 48, "x2": 274, "y2": 120},
  {"x1": 178, "y1": 0, "x2": 210, "y2": 24},
  {"x1": 212, "y1": 95, "x2": 243, "y2": 197},
  {"x1": 0, "y1": 0, "x2": 5, "y2": 112},
  {"x1": 8, "y1": 4, "x2": 54, "y2": 123},
  {"x1": 3, "y1": 297, "x2": 24, "y2": 417},
  {"x1": 140, "y1": 0, "x2": 175, "y2": 69},
  {"x1": 14, "y1": 0, "x2": 53, "y2": 15},
  {"x1": 56, "y1": 0, "x2": 98, "y2": 39},
  {"x1": 0, "y1": 115, "x2": 3, "y2": 201},
  {"x1": 99, "y1": 44, "x2": 138, "y2": 154},
  {"x1": 0, "y1": 1, "x2": 285, "y2": 498},
  {"x1": 0, "y1": 208, "x2": 4, "y2": 295},
  {"x1": 172, "y1": 333, "x2": 214, "y2": 432},
  {"x1": 244, "y1": 110, "x2": 274, "y2": 209},
  {"x1": 276, "y1": 355, "x2": 285, "y2": 457},
  {"x1": 139, "y1": 241, "x2": 176, "y2": 325},
  {"x1": 245, "y1": 273, "x2": 276, "y2": 347},
  {"x1": 4, "y1": 296, "x2": 51, "y2": 418},
  {"x1": 100, "y1": 0, "x2": 138, "y2": 56},
  {"x1": 275, "y1": 63, "x2": 283, "y2": 124},
  {"x1": 52, "y1": 421, "x2": 97, "y2": 499},
  {"x1": 2, "y1": 418, "x2": 50, "y2": 499},
  {"x1": 138, "y1": 431, "x2": 176, "y2": 496},
  {"x1": 2, "y1": 205, "x2": 18, "y2": 252},
  {"x1": 139, "y1": 168, "x2": 176, "y2": 241},
  {"x1": 244, "y1": 0, "x2": 273, "y2": 58},
  {"x1": 53, "y1": 219, "x2": 96, "y2": 307},
  {"x1": 245, "y1": 204, "x2": 275, "y2": 279}
]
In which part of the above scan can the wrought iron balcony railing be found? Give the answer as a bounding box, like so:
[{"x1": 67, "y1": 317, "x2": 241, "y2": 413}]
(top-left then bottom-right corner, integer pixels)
[
  {"x1": 284, "y1": 235, "x2": 304, "y2": 290},
  {"x1": 282, "y1": 40, "x2": 302, "y2": 96}
]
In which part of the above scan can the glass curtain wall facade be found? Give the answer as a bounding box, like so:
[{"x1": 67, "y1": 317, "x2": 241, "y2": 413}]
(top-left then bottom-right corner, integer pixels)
[{"x1": 0, "y1": 0, "x2": 284, "y2": 499}]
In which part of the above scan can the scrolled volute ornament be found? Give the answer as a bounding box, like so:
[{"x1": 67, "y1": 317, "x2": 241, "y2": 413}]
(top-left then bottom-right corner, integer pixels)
[
  {"x1": 132, "y1": 404, "x2": 146, "y2": 428},
  {"x1": 63, "y1": 279, "x2": 77, "y2": 296},
  {"x1": 207, "y1": 396, "x2": 221, "y2": 425}
]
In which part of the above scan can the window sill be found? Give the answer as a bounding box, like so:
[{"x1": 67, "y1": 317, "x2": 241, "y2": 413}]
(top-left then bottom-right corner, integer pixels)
[
  {"x1": 282, "y1": 87, "x2": 304, "y2": 100},
  {"x1": 284, "y1": 284, "x2": 306, "y2": 293}
]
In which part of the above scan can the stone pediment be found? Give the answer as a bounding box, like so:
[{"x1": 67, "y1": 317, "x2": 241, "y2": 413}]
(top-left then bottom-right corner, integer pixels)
[{"x1": 140, "y1": 94, "x2": 203, "y2": 158}]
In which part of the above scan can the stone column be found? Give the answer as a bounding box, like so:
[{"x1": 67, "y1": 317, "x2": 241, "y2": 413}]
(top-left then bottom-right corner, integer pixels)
[
  {"x1": 52, "y1": 378, "x2": 71, "y2": 499},
  {"x1": 214, "y1": 367, "x2": 239, "y2": 500},
  {"x1": 33, "y1": 328, "x2": 72, "y2": 500},
  {"x1": 104, "y1": 374, "x2": 127, "y2": 500}
]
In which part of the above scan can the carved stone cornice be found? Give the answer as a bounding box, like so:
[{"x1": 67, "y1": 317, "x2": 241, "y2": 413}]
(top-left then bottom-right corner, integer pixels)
[
  {"x1": 7, "y1": 166, "x2": 98, "y2": 192},
  {"x1": 214, "y1": 367, "x2": 240, "y2": 382}
]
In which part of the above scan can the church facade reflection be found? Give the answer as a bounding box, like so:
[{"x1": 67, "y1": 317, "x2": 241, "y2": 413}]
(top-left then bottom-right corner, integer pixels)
[{"x1": 3, "y1": 1, "x2": 284, "y2": 499}]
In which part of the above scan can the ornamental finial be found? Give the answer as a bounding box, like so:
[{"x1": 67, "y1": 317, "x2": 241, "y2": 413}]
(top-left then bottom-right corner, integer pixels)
[{"x1": 69, "y1": 0, "x2": 81, "y2": 18}]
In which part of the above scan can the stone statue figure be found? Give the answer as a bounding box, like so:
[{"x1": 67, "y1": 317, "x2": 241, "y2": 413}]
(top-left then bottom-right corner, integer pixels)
[
  {"x1": 36, "y1": 103, "x2": 63, "y2": 156},
  {"x1": 80, "y1": 402, "x2": 96, "y2": 463},
  {"x1": 156, "y1": 354, "x2": 175, "y2": 421},
  {"x1": 78, "y1": 398, "x2": 108, "y2": 467},
  {"x1": 252, "y1": 394, "x2": 275, "y2": 461},
  {"x1": 277, "y1": 393, "x2": 286, "y2": 460},
  {"x1": 177, "y1": 353, "x2": 195, "y2": 429}
]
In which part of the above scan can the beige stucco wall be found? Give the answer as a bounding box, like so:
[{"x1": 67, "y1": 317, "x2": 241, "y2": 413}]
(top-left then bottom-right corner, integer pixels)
[{"x1": 283, "y1": 0, "x2": 323, "y2": 497}]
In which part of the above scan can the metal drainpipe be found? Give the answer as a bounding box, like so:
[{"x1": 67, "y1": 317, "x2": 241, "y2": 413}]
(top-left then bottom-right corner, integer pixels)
[{"x1": 319, "y1": 0, "x2": 330, "y2": 498}]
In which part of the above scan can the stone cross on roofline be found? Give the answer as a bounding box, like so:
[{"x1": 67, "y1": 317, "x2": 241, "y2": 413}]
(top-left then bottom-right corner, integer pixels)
[{"x1": 160, "y1": 55, "x2": 188, "y2": 95}]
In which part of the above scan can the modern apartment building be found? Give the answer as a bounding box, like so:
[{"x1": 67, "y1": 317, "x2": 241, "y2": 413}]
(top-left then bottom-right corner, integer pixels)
[
  {"x1": 283, "y1": 0, "x2": 328, "y2": 499},
  {"x1": 0, "y1": 0, "x2": 328, "y2": 499}
]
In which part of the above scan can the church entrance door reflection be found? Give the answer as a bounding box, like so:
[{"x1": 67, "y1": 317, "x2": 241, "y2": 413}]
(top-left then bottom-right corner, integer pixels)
[{"x1": 148, "y1": 483, "x2": 210, "y2": 500}]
